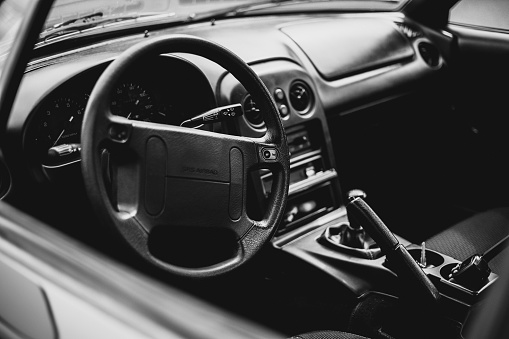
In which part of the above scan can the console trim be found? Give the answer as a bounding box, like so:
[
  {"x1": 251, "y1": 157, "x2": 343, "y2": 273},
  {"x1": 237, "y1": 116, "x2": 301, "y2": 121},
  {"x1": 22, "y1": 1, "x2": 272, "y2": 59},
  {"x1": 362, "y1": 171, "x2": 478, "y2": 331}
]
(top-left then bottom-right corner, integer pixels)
[{"x1": 288, "y1": 169, "x2": 337, "y2": 195}]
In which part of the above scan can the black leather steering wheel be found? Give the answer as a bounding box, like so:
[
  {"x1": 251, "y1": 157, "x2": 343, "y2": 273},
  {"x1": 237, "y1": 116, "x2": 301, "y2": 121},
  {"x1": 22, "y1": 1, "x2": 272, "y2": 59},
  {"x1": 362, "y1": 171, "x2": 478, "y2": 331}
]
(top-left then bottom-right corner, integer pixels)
[{"x1": 81, "y1": 35, "x2": 290, "y2": 278}]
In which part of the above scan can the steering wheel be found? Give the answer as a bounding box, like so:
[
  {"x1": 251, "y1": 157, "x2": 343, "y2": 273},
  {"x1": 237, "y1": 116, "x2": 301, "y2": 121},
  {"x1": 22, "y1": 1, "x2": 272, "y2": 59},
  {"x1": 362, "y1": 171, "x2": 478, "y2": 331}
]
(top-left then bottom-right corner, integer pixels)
[{"x1": 81, "y1": 35, "x2": 290, "y2": 278}]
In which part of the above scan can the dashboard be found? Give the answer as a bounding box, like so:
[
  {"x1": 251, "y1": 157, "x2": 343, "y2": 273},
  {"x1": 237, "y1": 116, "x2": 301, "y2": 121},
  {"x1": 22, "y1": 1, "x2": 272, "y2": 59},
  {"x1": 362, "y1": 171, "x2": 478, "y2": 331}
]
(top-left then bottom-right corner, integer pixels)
[{"x1": 4, "y1": 12, "x2": 449, "y2": 241}]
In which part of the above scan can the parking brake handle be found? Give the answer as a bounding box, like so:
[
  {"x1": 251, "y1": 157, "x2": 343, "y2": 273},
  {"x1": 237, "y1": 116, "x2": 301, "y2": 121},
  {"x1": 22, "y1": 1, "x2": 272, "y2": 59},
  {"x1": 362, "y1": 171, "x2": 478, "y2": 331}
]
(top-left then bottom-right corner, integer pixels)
[{"x1": 347, "y1": 197, "x2": 441, "y2": 305}]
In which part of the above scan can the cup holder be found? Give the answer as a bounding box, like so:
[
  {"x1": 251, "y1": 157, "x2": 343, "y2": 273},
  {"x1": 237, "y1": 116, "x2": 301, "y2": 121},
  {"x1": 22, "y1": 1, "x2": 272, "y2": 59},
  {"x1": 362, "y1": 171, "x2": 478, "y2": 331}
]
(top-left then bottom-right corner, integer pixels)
[
  {"x1": 440, "y1": 263, "x2": 458, "y2": 280},
  {"x1": 407, "y1": 248, "x2": 445, "y2": 268},
  {"x1": 405, "y1": 246, "x2": 498, "y2": 300}
]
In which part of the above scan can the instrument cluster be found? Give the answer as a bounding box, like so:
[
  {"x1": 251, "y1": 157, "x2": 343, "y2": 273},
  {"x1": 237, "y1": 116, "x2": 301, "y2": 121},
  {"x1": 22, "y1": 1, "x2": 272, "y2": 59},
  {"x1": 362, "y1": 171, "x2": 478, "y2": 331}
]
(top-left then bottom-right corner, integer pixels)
[{"x1": 23, "y1": 56, "x2": 216, "y2": 169}]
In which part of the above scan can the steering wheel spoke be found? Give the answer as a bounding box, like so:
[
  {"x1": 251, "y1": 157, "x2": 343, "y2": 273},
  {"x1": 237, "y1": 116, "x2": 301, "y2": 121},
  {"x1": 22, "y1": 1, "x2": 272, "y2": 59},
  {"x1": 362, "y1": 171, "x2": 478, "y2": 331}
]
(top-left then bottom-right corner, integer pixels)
[{"x1": 104, "y1": 114, "x2": 134, "y2": 144}]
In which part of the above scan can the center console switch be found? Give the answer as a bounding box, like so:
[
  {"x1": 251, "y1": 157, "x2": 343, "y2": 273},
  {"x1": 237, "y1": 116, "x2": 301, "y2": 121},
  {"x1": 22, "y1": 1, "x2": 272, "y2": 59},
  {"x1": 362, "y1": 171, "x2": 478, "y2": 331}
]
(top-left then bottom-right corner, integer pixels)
[{"x1": 261, "y1": 122, "x2": 341, "y2": 236}]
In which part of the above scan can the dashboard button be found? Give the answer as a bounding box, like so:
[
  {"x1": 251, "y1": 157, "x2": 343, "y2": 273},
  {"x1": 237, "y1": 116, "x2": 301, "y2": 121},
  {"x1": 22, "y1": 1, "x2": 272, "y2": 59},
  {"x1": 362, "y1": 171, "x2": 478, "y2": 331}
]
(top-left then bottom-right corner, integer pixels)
[
  {"x1": 279, "y1": 104, "x2": 289, "y2": 118},
  {"x1": 261, "y1": 148, "x2": 278, "y2": 161},
  {"x1": 274, "y1": 88, "x2": 285, "y2": 101}
]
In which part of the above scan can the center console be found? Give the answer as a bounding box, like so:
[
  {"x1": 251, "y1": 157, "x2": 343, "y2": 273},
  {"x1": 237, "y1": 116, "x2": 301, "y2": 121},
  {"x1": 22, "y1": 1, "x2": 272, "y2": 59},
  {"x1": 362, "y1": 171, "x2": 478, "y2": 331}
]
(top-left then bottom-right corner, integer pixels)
[
  {"x1": 273, "y1": 210, "x2": 498, "y2": 331},
  {"x1": 265, "y1": 122, "x2": 340, "y2": 235},
  {"x1": 219, "y1": 59, "x2": 343, "y2": 236}
]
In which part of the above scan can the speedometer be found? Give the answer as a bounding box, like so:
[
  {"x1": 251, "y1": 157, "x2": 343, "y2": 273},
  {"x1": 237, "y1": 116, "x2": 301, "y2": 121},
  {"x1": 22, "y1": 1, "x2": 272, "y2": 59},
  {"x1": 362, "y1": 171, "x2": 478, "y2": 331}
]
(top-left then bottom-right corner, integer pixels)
[{"x1": 110, "y1": 82, "x2": 158, "y2": 122}]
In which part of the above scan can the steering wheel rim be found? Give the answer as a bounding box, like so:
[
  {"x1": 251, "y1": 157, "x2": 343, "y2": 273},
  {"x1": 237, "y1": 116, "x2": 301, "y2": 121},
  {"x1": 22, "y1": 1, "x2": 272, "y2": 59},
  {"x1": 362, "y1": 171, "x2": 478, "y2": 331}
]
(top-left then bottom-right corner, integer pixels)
[{"x1": 81, "y1": 34, "x2": 290, "y2": 278}]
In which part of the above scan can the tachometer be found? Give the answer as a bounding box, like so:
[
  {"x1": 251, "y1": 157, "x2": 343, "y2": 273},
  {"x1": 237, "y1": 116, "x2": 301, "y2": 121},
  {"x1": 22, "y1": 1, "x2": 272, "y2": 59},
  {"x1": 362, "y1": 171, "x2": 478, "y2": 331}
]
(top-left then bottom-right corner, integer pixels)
[{"x1": 34, "y1": 97, "x2": 84, "y2": 162}]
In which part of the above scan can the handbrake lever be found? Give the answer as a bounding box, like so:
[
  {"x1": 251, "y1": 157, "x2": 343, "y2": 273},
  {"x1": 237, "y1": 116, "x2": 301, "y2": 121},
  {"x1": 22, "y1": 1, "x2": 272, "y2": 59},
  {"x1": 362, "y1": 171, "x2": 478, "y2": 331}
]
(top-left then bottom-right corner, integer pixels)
[{"x1": 347, "y1": 197, "x2": 441, "y2": 305}]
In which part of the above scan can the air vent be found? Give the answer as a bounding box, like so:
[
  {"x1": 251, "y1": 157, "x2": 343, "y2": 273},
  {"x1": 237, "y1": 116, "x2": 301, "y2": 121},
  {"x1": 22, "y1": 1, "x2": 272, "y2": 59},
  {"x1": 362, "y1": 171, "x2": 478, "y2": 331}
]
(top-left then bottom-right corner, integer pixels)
[
  {"x1": 418, "y1": 42, "x2": 441, "y2": 68},
  {"x1": 289, "y1": 81, "x2": 314, "y2": 114},
  {"x1": 242, "y1": 94, "x2": 265, "y2": 128}
]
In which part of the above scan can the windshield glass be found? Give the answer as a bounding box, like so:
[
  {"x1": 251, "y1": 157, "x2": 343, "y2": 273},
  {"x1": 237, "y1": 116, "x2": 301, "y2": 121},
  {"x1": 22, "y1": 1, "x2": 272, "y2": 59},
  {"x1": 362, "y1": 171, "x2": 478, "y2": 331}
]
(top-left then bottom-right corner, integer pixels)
[
  {"x1": 44, "y1": 0, "x2": 406, "y2": 31},
  {"x1": 45, "y1": 0, "x2": 267, "y2": 30},
  {"x1": 0, "y1": 0, "x2": 407, "y2": 81}
]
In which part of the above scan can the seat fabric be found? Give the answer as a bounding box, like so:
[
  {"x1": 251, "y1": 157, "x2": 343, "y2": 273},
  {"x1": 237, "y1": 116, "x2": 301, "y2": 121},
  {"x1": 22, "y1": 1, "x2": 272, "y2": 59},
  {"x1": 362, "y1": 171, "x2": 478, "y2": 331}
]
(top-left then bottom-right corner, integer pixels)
[{"x1": 426, "y1": 207, "x2": 509, "y2": 274}]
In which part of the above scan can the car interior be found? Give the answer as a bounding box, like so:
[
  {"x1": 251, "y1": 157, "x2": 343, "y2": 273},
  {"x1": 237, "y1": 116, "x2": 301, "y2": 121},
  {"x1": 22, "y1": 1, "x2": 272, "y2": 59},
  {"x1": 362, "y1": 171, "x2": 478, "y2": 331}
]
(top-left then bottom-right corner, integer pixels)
[{"x1": 2, "y1": 0, "x2": 509, "y2": 338}]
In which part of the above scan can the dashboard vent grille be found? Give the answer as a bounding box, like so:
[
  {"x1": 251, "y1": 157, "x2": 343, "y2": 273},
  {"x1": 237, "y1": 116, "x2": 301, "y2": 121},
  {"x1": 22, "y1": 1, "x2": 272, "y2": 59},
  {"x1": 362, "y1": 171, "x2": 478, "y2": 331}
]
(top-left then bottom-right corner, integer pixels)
[
  {"x1": 418, "y1": 42, "x2": 441, "y2": 68},
  {"x1": 242, "y1": 94, "x2": 265, "y2": 128},
  {"x1": 289, "y1": 81, "x2": 313, "y2": 114}
]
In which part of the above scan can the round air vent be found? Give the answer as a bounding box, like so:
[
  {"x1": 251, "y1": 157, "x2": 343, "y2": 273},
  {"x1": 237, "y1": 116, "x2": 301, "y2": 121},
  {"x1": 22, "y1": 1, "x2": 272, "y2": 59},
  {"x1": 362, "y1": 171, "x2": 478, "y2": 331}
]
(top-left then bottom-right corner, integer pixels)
[
  {"x1": 418, "y1": 41, "x2": 441, "y2": 68},
  {"x1": 289, "y1": 81, "x2": 314, "y2": 114},
  {"x1": 242, "y1": 94, "x2": 265, "y2": 128}
]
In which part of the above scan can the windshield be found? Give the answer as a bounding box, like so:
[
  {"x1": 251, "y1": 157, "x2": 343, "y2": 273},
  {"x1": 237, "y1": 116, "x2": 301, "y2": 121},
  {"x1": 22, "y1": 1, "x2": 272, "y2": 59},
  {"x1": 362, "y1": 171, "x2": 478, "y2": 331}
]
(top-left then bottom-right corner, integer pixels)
[
  {"x1": 44, "y1": 0, "x2": 406, "y2": 30},
  {"x1": 0, "y1": 0, "x2": 407, "y2": 85},
  {"x1": 45, "y1": 0, "x2": 269, "y2": 30}
]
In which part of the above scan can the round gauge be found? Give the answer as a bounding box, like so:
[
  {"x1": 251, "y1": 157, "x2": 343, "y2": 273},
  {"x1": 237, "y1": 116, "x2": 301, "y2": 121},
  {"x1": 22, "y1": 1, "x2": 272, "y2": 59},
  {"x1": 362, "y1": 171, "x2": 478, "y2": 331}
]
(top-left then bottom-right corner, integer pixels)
[
  {"x1": 34, "y1": 97, "x2": 85, "y2": 161},
  {"x1": 110, "y1": 82, "x2": 159, "y2": 122}
]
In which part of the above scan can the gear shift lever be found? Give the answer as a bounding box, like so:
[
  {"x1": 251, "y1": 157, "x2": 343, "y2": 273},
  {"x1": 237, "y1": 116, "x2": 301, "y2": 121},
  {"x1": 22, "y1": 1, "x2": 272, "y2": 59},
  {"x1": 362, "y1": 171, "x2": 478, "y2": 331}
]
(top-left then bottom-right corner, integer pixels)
[
  {"x1": 319, "y1": 189, "x2": 382, "y2": 259},
  {"x1": 319, "y1": 189, "x2": 382, "y2": 260},
  {"x1": 339, "y1": 189, "x2": 369, "y2": 248}
]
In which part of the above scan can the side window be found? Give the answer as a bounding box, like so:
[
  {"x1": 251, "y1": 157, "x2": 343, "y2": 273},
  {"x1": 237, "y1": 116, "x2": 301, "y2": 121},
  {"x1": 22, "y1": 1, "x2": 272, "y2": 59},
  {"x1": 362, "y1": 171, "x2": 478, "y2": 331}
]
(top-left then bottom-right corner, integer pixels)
[
  {"x1": 0, "y1": 0, "x2": 29, "y2": 73},
  {"x1": 450, "y1": 0, "x2": 509, "y2": 31}
]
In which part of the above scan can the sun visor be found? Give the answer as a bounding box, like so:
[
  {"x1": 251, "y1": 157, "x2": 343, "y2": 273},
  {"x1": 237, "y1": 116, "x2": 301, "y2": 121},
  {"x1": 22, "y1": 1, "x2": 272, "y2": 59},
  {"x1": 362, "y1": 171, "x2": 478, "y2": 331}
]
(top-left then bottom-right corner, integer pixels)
[{"x1": 280, "y1": 18, "x2": 414, "y2": 80}]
